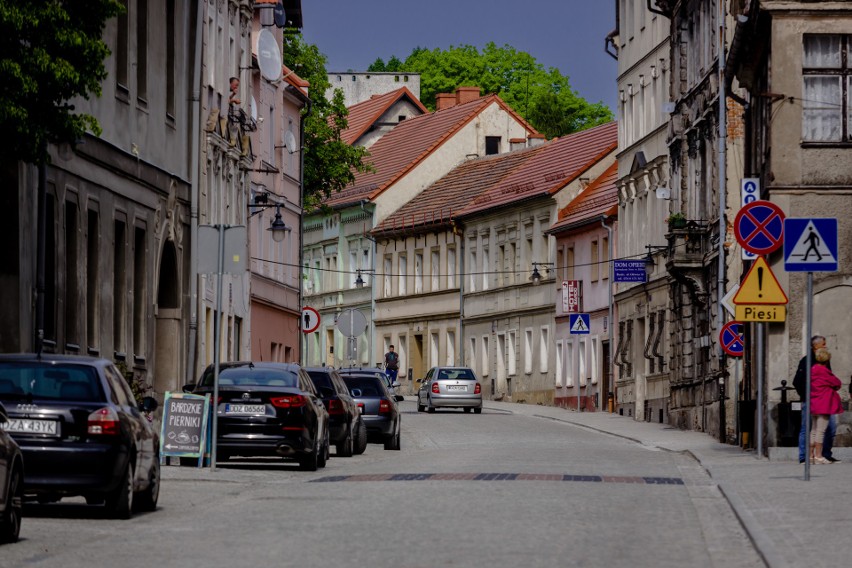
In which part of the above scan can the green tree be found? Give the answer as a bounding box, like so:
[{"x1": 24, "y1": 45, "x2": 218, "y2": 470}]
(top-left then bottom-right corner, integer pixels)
[
  {"x1": 0, "y1": 0, "x2": 123, "y2": 165},
  {"x1": 395, "y1": 42, "x2": 612, "y2": 137},
  {"x1": 283, "y1": 34, "x2": 372, "y2": 207}
]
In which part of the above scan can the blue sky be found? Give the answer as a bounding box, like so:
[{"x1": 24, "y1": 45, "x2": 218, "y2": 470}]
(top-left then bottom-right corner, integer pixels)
[{"x1": 301, "y1": 0, "x2": 618, "y2": 111}]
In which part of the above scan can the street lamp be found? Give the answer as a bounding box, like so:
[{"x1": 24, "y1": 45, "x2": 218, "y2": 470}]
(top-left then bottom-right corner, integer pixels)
[
  {"x1": 354, "y1": 268, "x2": 374, "y2": 288},
  {"x1": 267, "y1": 204, "x2": 291, "y2": 243},
  {"x1": 644, "y1": 244, "x2": 668, "y2": 278},
  {"x1": 529, "y1": 262, "x2": 554, "y2": 286}
]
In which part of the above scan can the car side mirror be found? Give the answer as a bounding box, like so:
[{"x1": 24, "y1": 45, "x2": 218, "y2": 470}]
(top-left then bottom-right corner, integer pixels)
[
  {"x1": 394, "y1": 395, "x2": 405, "y2": 402},
  {"x1": 182, "y1": 383, "x2": 196, "y2": 393},
  {"x1": 140, "y1": 396, "x2": 159, "y2": 412}
]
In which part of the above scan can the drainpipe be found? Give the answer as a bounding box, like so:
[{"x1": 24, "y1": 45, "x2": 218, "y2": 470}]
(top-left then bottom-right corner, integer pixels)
[
  {"x1": 359, "y1": 198, "x2": 376, "y2": 367},
  {"x1": 299, "y1": 96, "x2": 311, "y2": 364},
  {"x1": 456, "y1": 222, "x2": 465, "y2": 368},
  {"x1": 601, "y1": 215, "x2": 615, "y2": 412},
  {"x1": 186, "y1": 0, "x2": 204, "y2": 385},
  {"x1": 717, "y1": 0, "x2": 729, "y2": 434}
]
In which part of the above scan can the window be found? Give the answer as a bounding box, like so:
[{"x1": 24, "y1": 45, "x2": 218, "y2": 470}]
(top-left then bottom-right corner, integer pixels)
[
  {"x1": 485, "y1": 136, "x2": 500, "y2": 155},
  {"x1": 482, "y1": 248, "x2": 489, "y2": 290},
  {"x1": 469, "y1": 250, "x2": 477, "y2": 292},
  {"x1": 539, "y1": 326, "x2": 549, "y2": 373},
  {"x1": 591, "y1": 240, "x2": 599, "y2": 281},
  {"x1": 555, "y1": 341, "x2": 563, "y2": 386},
  {"x1": 591, "y1": 336, "x2": 599, "y2": 385},
  {"x1": 87, "y1": 210, "x2": 99, "y2": 350},
  {"x1": 566, "y1": 341, "x2": 574, "y2": 387},
  {"x1": 133, "y1": 227, "x2": 147, "y2": 357},
  {"x1": 313, "y1": 260, "x2": 321, "y2": 293},
  {"x1": 524, "y1": 329, "x2": 533, "y2": 374},
  {"x1": 430, "y1": 332, "x2": 439, "y2": 366},
  {"x1": 166, "y1": 0, "x2": 175, "y2": 117},
  {"x1": 802, "y1": 34, "x2": 850, "y2": 142},
  {"x1": 579, "y1": 337, "x2": 587, "y2": 386},
  {"x1": 136, "y1": 0, "x2": 148, "y2": 101},
  {"x1": 431, "y1": 249, "x2": 440, "y2": 291},
  {"x1": 446, "y1": 331, "x2": 455, "y2": 365},
  {"x1": 415, "y1": 252, "x2": 423, "y2": 294},
  {"x1": 349, "y1": 251, "x2": 358, "y2": 289},
  {"x1": 481, "y1": 336, "x2": 489, "y2": 376},
  {"x1": 398, "y1": 254, "x2": 407, "y2": 295},
  {"x1": 508, "y1": 330, "x2": 516, "y2": 376},
  {"x1": 602, "y1": 236, "x2": 609, "y2": 280},
  {"x1": 361, "y1": 249, "x2": 371, "y2": 285},
  {"x1": 116, "y1": 0, "x2": 129, "y2": 92},
  {"x1": 113, "y1": 220, "x2": 126, "y2": 354},
  {"x1": 398, "y1": 336, "x2": 407, "y2": 377},
  {"x1": 447, "y1": 247, "x2": 456, "y2": 287},
  {"x1": 65, "y1": 202, "x2": 79, "y2": 348},
  {"x1": 469, "y1": 337, "x2": 477, "y2": 371},
  {"x1": 383, "y1": 256, "x2": 392, "y2": 297},
  {"x1": 567, "y1": 246, "x2": 575, "y2": 280}
]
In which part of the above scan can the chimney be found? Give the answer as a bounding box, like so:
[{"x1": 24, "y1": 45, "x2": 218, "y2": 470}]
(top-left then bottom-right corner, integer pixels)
[
  {"x1": 436, "y1": 93, "x2": 456, "y2": 110},
  {"x1": 528, "y1": 133, "x2": 546, "y2": 147},
  {"x1": 455, "y1": 86, "x2": 481, "y2": 105},
  {"x1": 509, "y1": 138, "x2": 526, "y2": 152}
]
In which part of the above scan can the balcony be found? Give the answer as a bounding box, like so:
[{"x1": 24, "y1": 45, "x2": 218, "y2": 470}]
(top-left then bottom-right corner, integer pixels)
[{"x1": 666, "y1": 219, "x2": 712, "y2": 272}]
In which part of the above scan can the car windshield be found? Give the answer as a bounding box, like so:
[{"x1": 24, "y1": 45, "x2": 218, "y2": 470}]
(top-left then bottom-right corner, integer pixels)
[
  {"x1": 0, "y1": 362, "x2": 105, "y2": 402},
  {"x1": 341, "y1": 376, "x2": 384, "y2": 397},
  {"x1": 306, "y1": 371, "x2": 333, "y2": 390},
  {"x1": 437, "y1": 369, "x2": 476, "y2": 381},
  {"x1": 199, "y1": 367, "x2": 298, "y2": 388}
]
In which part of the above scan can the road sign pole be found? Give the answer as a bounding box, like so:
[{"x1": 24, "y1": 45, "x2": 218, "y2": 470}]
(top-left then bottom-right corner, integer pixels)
[
  {"x1": 735, "y1": 358, "x2": 740, "y2": 445},
  {"x1": 756, "y1": 322, "x2": 764, "y2": 459},
  {"x1": 211, "y1": 224, "x2": 225, "y2": 472},
  {"x1": 804, "y1": 272, "x2": 813, "y2": 481},
  {"x1": 576, "y1": 334, "x2": 581, "y2": 412}
]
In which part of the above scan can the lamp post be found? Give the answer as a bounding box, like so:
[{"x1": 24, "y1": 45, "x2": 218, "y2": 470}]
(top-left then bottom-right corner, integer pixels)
[
  {"x1": 354, "y1": 268, "x2": 374, "y2": 289},
  {"x1": 643, "y1": 244, "x2": 668, "y2": 278},
  {"x1": 529, "y1": 262, "x2": 554, "y2": 285}
]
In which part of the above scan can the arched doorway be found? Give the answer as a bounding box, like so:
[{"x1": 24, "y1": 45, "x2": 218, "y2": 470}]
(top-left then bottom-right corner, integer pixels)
[{"x1": 154, "y1": 240, "x2": 182, "y2": 395}]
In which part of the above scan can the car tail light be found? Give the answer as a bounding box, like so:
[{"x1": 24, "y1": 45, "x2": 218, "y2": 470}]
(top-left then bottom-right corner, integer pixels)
[
  {"x1": 357, "y1": 403, "x2": 365, "y2": 414},
  {"x1": 379, "y1": 399, "x2": 392, "y2": 414},
  {"x1": 327, "y1": 399, "x2": 345, "y2": 415},
  {"x1": 87, "y1": 407, "x2": 120, "y2": 436},
  {"x1": 474, "y1": 383, "x2": 481, "y2": 394},
  {"x1": 270, "y1": 395, "x2": 307, "y2": 408},
  {"x1": 432, "y1": 382, "x2": 440, "y2": 394}
]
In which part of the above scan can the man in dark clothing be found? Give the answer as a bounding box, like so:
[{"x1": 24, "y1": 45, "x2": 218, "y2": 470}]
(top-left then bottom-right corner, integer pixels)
[
  {"x1": 793, "y1": 335, "x2": 839, "y2": 463},
  {"x1": 384, "y1": 345, "x2": 399, "y2": 384}
]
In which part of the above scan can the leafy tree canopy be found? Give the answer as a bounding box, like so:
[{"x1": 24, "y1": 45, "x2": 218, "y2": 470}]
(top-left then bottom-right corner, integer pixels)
[
  {"x1": 373, "y1": 43, "x2": 612, "y2": 138},
  {"x1": 0, "y1": 0, "x2": 122, "y2": 165},
  {"x1": 283, "y1": 34, "x2": 372, "y2": 207}
]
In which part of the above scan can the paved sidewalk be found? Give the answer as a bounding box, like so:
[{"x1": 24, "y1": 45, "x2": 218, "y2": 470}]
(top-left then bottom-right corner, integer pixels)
[{"x1": 486, "y1": 401, "x2": 849, "y2": 568}]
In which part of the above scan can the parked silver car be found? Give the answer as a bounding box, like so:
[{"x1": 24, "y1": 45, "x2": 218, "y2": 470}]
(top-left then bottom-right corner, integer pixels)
[{"x1": 417, "y1": 367, "x2": 482, "y2": 413}]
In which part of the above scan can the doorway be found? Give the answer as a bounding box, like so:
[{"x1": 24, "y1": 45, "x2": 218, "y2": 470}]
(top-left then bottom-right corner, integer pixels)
[
  {"x1": 412, "y1": 334, "x2": 424, "y2": 381},
  {"x1": 326, "y1": 329, "x2": 335, "y2": 368}
]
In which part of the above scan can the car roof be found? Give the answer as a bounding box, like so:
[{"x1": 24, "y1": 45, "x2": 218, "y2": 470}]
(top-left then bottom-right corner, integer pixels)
[
  {"x1": 0, "y1": 353, "x2": 108, "y2": 366},
  {"x1": 203, "y1": 361, "x2": 302, "y2": 373},
  {"x1": 338, "y1": 367, "x2": 384, "y2": 373}
]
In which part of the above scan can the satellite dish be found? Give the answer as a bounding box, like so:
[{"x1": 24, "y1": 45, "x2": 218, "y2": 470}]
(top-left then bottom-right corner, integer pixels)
[
  {"x1": 257, "y1": 29, "x2": 282, "y2": 82},
  {"x1": 273, "y1": 2, "x2": 287, "y2": 28},
  {"x1": 284, "y1": 131, "x2": 297, "y2": 154},
  {"x1": 250, "y1": 95, "x2": 257, "y2": 121}
]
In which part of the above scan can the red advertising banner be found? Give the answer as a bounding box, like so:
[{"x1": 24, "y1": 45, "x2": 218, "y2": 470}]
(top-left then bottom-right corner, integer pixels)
[{"x1": 562, "y1": 280, "x2": 581, "y2": 313}]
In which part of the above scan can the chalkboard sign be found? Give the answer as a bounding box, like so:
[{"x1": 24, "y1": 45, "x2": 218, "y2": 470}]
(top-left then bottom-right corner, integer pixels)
[{"x1": 160, "y1": 392, "x2": 210, "y2": 463}]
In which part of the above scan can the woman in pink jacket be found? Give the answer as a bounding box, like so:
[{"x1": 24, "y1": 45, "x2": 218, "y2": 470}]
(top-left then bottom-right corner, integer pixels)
[{"x1": 810, "y1": 348, "x2": 843, "y2": 464}]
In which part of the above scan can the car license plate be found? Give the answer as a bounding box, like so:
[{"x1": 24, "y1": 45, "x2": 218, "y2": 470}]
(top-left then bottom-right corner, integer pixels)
[
  {"x1": 446, "y1": 385, "x2": 466, "y2": 391},
  {"x1": 225, "y1": 404, "x2": 266, "y2": 415},
  {"x1": 1, "y1": 418, "x2": 60, "y2": 436}
]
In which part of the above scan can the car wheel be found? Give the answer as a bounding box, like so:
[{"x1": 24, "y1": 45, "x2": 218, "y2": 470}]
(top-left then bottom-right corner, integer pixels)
[
  {"x1": 105, "y1": 461, "x2": 134, "y2": 519},
  {"x1": 0, "y1": 467, "x2": 22, "y2": 544},
  {"x1": 337, "y1": 423, "x2": 354, "y2": 457},
  {"x1": 464, "y1": 407, "x2": 472, "y2": 413},
  {"x1": 317, "y1": 430, "x2": 329, "y2": 469},
  {"x1": 134, "y1": 457, "x2": 160, "y2": 512},
  {"x1": 299, "y1": 435, "x2": 320, "y2": 472},
  {"x1": 353, "y1": 419, "x2": 368, "y2": 455},
  {"x1": 417, "y1": 395, "x2": 425, "y2": 413},
  {"x1": 474, "y1": 407, "x2": 482, "y2": 414},
  {"x1": 384, "y1": 423, "x2": 401, "y2": 451},
  {"x1": 427, "y1": 397, "x2": 436, "y2": 413}
]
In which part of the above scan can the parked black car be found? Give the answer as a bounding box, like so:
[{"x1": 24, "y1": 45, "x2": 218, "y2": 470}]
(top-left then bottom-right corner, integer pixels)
[
  {"x1": 0, "y1": 402, "x2": 23, "y2": 543},
  {"x1": 305, "y1": 368, "x2": 366, "y2": 457},
  {"x1": 0, "y1": 354, "x2": 160, "y2": 519},
  {"x1": 186, "y1": 362, "x2": 330, "y2": 471},
  {"x1": 340, "y1": 374, "x2": 403, "y2": 451}
]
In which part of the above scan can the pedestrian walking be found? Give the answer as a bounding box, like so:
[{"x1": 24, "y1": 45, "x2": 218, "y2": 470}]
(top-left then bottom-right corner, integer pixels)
[
  {"x1": 384, "y1": 345, "x2": 399, "y2": 384},
  {"x1": 793, "y1": 335, "x2": 840, "y2": 463},
  {"x1": 809, "y1": 348, "x2": 843, "y2": 465}
]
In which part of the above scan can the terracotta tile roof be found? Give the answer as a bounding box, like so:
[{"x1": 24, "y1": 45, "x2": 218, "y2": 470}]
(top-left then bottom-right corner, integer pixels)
[
  {"x1": 372, "y1": 146, "x2": 544, "y2": 236},
  {"x1": 548, "y1": 161, "x2": 619, "y2": 233},
  {"x1": 282, "y1": 64, "x2": 309, "y2": 94},
  {"x1": 456, "y1": 121, "x2": 617, "y2": 218},
  {"x1": 325, "y1": 94, "x2": 533, "y2": 208},
  {"x1": 340, "y1": 86, "x2": 427, "y2": 146}
]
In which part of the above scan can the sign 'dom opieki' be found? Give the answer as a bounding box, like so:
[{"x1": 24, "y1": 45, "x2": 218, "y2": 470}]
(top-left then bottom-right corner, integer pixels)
[{"x1": 159, "y1": 392, "x2": 210, "y2": 459}]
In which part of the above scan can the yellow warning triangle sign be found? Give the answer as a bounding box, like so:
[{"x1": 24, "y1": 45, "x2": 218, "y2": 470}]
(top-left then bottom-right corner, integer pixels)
[{"x1": 733, "y1": 257, "x2": 788, "y2": 305}]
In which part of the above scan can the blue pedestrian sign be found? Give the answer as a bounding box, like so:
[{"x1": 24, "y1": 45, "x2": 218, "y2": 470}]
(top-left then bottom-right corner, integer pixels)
[
  {"x1": 569, "y1": 313, "x2": 591, "y2": 335},
  {"x1": 784, "y1": 218, "x2": 838, "y2": 272}
]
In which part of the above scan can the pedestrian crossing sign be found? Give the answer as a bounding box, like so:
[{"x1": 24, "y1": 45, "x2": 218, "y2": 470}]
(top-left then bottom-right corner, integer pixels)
[
  {"x1": 569, "y1": 313, "x2": 591, "y2": 334},
  {"x1": 733, "y1": 257, "x2": 788, "y2": 305},
  {"x1": 784, "y1": 218, "x2": 838, "y2": 272}
]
